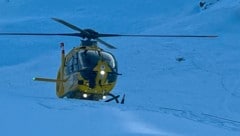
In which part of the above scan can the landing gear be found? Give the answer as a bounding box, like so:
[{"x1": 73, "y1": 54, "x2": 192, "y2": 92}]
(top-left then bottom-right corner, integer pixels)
[
  {"x1": 66, "y1": 91, "x2": 125, "y2": 104},
  {"x1": 105, "y1": 93, "x2": 125, "y2": 104}
]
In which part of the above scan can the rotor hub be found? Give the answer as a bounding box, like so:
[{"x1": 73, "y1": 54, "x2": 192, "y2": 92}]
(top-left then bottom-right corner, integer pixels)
[{"x1": 83, "y1": 29, "x2": 99, "y2": 39}]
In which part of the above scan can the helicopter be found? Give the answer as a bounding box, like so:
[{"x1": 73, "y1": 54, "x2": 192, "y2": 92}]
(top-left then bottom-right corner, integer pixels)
[{"x1": 0, "y1": 18, "x2": 218, "y2": 104}]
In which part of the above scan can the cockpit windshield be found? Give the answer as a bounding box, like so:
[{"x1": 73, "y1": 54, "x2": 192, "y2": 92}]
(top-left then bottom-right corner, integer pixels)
[
  {"x1": 65, "y1": 49, "x2": 118, "y2": 85},
  {"x1": 78, "y1": 50, "x2": 116, "y2": 70},
  {"x1": 65, "y1": 50, "x2": 117, "y2": 75}
]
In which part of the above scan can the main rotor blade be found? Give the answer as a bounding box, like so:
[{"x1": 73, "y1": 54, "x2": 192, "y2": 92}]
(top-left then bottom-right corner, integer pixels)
[
  {"x1": 98, "y1": 34, "x2": 218, "y2": 38},
  {"x1": 52, "y1": 18, "x2": 88, "y2": 35},
  {"x1": 0, "y1": 32, "x2": 83, "y2": 37},
  {"x1": 96, "y1": 38, "x2": 117, "y2": 49}
]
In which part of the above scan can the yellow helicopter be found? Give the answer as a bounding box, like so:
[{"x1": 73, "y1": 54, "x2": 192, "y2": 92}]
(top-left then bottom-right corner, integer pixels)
[{"x1": 0, "y1": 18, "x2": 217, "y2": 104}]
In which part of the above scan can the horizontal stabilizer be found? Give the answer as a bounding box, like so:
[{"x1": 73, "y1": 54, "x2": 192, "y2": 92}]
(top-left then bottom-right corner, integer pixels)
[{"x1": 33, "y1": 77, "x2": 66, "y2": 83}]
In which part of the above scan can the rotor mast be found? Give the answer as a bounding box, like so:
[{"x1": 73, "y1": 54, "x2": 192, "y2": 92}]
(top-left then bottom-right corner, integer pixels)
[{"x1": 81, "y1": 39, "x2": 98, "y2": 47}]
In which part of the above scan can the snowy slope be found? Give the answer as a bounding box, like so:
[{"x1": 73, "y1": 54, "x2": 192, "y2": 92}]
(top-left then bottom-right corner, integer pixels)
[{"x1": 1, "y1": 0, "x2": 240, "y2": 135}]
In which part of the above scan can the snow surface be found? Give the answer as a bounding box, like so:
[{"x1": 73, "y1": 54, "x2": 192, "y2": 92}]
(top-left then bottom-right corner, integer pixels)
[{"x1": 1, "y1": 0, "x2": 240, "y2": 135}]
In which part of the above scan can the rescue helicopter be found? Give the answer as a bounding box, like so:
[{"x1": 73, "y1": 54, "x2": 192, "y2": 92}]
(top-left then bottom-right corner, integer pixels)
[{"x1": 0, "y1": 18, "x2": 217, "y2": 104}]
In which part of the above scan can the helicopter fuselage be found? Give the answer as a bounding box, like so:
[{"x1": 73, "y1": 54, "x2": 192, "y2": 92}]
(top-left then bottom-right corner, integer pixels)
[{"x1": 56, "y1": 43, "x2": 118, "y2": 101}]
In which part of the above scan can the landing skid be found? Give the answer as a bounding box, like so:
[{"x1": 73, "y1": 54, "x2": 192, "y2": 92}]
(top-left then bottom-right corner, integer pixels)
[
  {"x1": 105, "y1": 93, "x2": 125, "y2": 104},
  {"x1": 65, "y1": 91, "x2": 125, "y2": 104}
]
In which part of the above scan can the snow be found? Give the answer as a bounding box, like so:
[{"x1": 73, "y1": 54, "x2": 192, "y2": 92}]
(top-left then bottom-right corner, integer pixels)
[{"x1": 1, "y1": 0, "x2": 240, "y2": 135}]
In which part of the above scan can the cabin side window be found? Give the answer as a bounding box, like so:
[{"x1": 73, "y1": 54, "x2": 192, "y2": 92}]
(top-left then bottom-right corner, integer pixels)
[
  {"x1": 65, "y1": 53, "x2": 80, "y2": 75},
  {"x1": 73, "y1": 53, "x2": 80, "y2": 72},
  {"x1": 66, "y1": 57, "x2": 73, "y2": 75}
]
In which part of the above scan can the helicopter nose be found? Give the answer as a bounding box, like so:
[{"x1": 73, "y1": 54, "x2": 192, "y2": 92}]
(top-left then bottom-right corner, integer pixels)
[{"x1": 78, "y1": 69, "x2": 97, "y2": 88}]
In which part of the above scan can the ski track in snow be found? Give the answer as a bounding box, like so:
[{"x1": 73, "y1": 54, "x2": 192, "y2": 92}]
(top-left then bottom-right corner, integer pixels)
[
  {"x1": 150, "y1": 38, "x2": 240, "y2": 131},
  {"x1": 127, "y1": 105, "x2": 240, "y2": 132}
]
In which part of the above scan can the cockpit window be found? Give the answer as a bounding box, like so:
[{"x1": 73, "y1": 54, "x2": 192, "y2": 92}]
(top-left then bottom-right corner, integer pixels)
[
  {"x1": 65, "y1": 50, "x2": 117, "y2": 75},
  {"x1": 101, "y1": 52, "x2": 116, "y2": 68},
  {"x1": 78, "y1": 50, "x2": 100, "y2": 70},
  {"x1": 78, "y1": 50, "x2": 117, "y2": 71}
]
